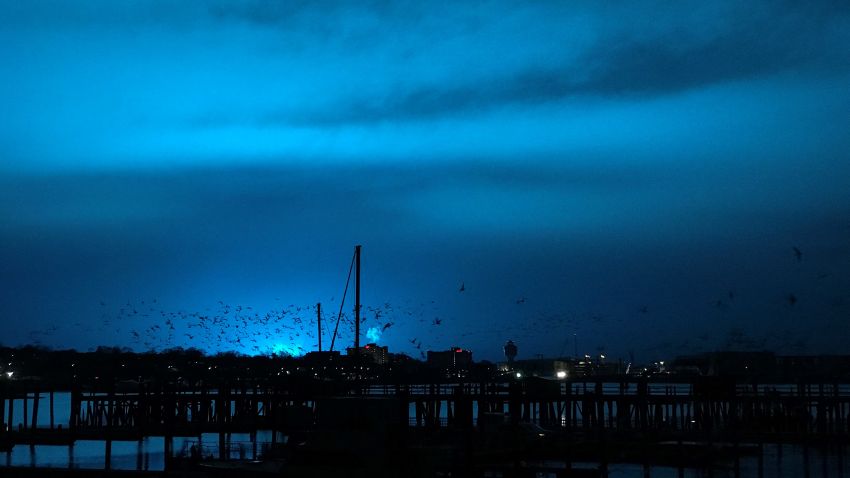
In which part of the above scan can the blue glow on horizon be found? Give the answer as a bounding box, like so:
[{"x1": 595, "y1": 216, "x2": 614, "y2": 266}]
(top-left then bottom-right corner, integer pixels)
[{"x1": 2, "y1": 2, "x2": 850, "y2": 360}]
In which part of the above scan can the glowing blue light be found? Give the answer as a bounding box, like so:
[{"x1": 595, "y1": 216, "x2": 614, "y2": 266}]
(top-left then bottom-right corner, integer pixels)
[
  {"x1": 272, "y1": 343, "x2": 304, "y2": 357},
  {"x1": 366, "y1": 327, "x2": 381, "y2": 343}
]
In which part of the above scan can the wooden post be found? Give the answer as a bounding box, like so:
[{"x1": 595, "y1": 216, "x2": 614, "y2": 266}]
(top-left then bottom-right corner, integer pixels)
[
  {"x1": 105, "y1": 386, "x2": 115, "y2": 470},
  {"x1": 218, "y1": 385, "x2": 227, "y2": 460},
  {"x1": 164, "y1": 383, "x2": 175, "y2": 471},
  {"x1": 105, "y1": 439, "x2": 112, "y2": 470},
  {"x1": 69, "y1": 386, "x2": 79, "y2": 436},
  {"x1": 269, "y1": 386, "x2": 277, "y2": 448},
  {"x1": 0, "y1": 384, "x2": 5, "y2": 434},
  {"x1": 31, "y1": 388, "x2": 40, "y2": 430},
  {"x1": 49, "y1": 390, "x2": 55, "y2": 430},
  {"x1": 22, "y1": 391, "x2": 28, "y2": 431},
  {"x1": 163, "y1": 435, "x2": 172, "y2": 469},
  {"x1": 595, "y1": 382, "x2": 604, "y2": 430},
  {"x1": 8, "y1": 396, "x2": 14, "y2": 433}
]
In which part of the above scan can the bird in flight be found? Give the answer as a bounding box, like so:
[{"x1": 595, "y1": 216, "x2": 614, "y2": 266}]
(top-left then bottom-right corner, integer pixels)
[
  {"x1": 787, "y1": 293, "x2": 798, "y2": 307},
  {"x1": 459, "y1": 282, "x2": 465, "y2": 292},
  {"x1": 516, "y1": 297, "x2": 527, "y2": 304},
  {"x1": 792, "y1": 246, "x2": 803, "y2": 262}
]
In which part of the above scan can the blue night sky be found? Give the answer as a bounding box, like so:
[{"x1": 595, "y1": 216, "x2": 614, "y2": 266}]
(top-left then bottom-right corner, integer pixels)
[{"x1": 2, "y1": 1, "x2": 850, "y2": 362}]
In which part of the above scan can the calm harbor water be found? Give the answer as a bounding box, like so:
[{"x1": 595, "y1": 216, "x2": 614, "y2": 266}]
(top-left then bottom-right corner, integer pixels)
[
  {"x1": 3, "y1": 392, "x2": 849, "y2": 476},
  {"x1": 4, "y1": 441, "x2": 848, "y2": 476}
]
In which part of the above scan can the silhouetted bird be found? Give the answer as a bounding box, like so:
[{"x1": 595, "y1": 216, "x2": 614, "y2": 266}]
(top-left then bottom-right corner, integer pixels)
[
  {"x1": 459, "y1": 282, "x2": 465, "y2": 292},
  {"x1": 639, "y1": 305, "x2": 648, "y2": 314},
  {"x1": 792, "y1": 246, "x2": 803, "y2": 262},
  {"x1": 516, "y1": 297, "x2": 526, "y2": 304},
  {"x1": 433, "y1": 318, "x2": 442, "y2": 326},
  {"x1": 787, "y1": 293, "x2": 798, "y2": 306}
]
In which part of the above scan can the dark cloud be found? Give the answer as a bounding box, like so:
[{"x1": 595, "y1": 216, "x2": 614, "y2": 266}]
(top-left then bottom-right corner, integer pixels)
[
  {"x1": 0, "y1": 159, "x2": 650, "y2": 232},
  {"x1": 269, "y1": 5, "x2": 850, "y2": 126}
]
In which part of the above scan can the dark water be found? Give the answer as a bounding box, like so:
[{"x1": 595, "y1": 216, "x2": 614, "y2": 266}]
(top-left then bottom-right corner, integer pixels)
[
  {"x1": 2, "y1": 432, "x2": 275, "y2": 471},
  {"x1": 4, "y1": 393, "x2": 850, "y2": 476},
  {"x1": 5, "y1": 436, "x2": 848, "y2": 476},
  {"x1": 604, "y1": 443, "x2": 849, "y2": 477}
]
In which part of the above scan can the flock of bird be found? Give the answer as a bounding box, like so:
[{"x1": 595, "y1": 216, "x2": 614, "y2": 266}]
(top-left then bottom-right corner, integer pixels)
[{"x1": 21, "y1": 244, "x2": 845, "y2": 359}]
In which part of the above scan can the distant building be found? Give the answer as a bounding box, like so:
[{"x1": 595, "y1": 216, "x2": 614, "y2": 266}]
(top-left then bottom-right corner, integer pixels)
[
  {"x1": 347, "y1": 343, "x2": 388, "y2": 365},
  {"x1": 671, "y1": 352, "x2": 850, "y2": 381},
  {"x1": 427, "y1": 347, "x2": 473, "y2": 378},
  {"x1": 507, "y1": 355, "x2": 624, "y2": 379},
  {"x1": 572, "y1": 355, "x2": 593, "y2": 377},
  {"x1": 776, "y1": 355, "x2": 850, "y2": 380},
  {"x1": 303, "y1": 351, "x2": 341, "y2": 365},
  {"x1": 510, "y1": 358, "x2": 575, "y2": 379}
]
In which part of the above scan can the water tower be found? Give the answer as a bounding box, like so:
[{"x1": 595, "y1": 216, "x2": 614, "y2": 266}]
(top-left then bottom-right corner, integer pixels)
[{"x1": 504, "y1": 340, "x2": 517, "y2": 364}]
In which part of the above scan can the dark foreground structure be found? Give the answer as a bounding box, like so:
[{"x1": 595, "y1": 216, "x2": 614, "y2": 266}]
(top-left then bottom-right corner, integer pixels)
[{"x1": 2, "y1": 374, "x2": 850, "y2": 477}]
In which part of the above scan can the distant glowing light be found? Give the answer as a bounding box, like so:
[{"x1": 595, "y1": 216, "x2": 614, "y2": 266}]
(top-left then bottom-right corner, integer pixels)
[
  {"x1": 515, "y1": 372, "x2": 522, "y2": 378},
  {"x1": 556, "y1": 371, "x2": 567, "y2": 379},
  {"x1": 272, "y1": 343, "x2": 304, "y2": 357},
  {"x1": 366, "y1": 327, "x2": 381, "y2": 343},
  {"x1": 5, "y1": 372, "x2": 12, "y2": 378}
]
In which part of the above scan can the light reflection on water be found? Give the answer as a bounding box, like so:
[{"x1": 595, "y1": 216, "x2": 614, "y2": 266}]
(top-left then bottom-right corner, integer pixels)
[
  {"x1": 2, "y1": 432, "x2": 274, "y2": 471},
  {"x1": 5, "y1": 439, "x2": 163, "y2": 470}
]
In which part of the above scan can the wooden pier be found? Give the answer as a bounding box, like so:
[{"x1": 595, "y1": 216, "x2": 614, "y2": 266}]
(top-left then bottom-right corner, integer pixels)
[{"x1": 3, "y1": 377, "x2": 849, "y2": 446}]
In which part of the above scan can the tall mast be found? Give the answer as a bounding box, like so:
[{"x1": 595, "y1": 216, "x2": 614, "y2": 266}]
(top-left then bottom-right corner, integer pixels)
[
  {"x1": 354, "y1": 245, "x2": 361, "y2": 354},
  {"x1": 316, "y1": 302, "x2": 322, "y2": 352}
]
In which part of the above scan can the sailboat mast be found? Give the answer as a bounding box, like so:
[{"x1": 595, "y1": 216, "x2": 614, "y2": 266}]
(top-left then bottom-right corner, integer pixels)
[
  {"x1": 354, "y1": 245, "x2": 361, "y2": 354},
  {"x1": 317, "y1": 302, "x2": 322, "y2": 352}
]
